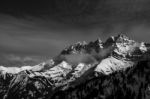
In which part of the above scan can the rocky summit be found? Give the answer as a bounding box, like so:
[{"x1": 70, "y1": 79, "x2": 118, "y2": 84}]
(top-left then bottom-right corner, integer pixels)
[{"x1": 0, "y1": 34, "x2": 150, "y2": 99}]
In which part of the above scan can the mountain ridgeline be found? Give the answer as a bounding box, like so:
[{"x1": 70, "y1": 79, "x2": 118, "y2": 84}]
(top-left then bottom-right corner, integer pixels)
[{"x1": 0, "y1": 34, "x2": 150, "y2": 99}]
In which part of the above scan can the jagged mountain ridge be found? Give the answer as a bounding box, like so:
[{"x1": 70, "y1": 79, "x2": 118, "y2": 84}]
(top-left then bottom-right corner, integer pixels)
[{"x1": 0, "y1": 34, "x2": 150, "y2": 99}]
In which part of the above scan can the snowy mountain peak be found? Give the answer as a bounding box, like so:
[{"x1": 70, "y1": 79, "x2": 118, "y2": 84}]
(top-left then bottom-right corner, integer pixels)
[
  {"x1": 0, "y1": 34, "x2": 150, "y2": 99},
  {"x1": 61, "y1": 38, "x2": 104, "y2": 54}
]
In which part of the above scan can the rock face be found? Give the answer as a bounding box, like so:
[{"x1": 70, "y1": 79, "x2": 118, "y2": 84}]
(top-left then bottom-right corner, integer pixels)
[{"x1": 0, "y1": 34, "x2": 150, "y2": 99}]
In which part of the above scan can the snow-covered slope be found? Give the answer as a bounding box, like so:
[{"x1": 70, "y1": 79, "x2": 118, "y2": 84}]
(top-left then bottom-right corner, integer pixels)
[{"x1": 0, "y1": 34, "x2": 150, "y2": 99}]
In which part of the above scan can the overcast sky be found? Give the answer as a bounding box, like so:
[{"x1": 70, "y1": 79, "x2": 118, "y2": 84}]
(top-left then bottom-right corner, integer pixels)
[{"x1": 1, "y1": 0, "x2": 150, "y2": 66}]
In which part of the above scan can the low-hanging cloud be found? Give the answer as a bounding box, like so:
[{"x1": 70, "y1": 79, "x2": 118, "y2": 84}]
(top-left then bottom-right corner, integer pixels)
[
  {"x1": 63, "y1": 54, "x2": 97, "y2": 65},
  {"x1": 58, "y1": 45, "x2": 113, "y2": 66},
  {"x1": 0, "y1": 53, "x2": 49, "y2": 67}
]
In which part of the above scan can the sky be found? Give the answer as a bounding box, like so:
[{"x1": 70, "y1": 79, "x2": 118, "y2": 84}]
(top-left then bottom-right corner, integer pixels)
[{"x1": 1, "y1": 0, "x2": 150, "y2": 66}]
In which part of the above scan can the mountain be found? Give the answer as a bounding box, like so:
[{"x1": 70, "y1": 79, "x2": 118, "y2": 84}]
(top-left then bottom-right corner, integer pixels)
[{"x1": 0, "y1": 34, "x2": 150, "y2": 99}]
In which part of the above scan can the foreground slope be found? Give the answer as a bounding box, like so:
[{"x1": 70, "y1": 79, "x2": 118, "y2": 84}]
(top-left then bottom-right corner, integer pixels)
[{"x1": 0, "y1": 34, "x2": 150, "y2": 99}]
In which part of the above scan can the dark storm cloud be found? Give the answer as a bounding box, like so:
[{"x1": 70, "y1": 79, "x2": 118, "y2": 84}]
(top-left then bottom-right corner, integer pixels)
[
  {"x1": 1, "y1": 0, "x2": 150, "y2": 25},
  {"x1": 0, "y1": 0, "x2": 150, "y2": 66}
]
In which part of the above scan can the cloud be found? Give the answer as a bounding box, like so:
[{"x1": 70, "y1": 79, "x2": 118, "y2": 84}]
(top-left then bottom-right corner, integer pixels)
[
  {"x1": 1, "y1": 14, "x2": 150, "y2": 67},
  {"x1": 57, "y1": 45, "x2": 113, "y2": 66},
  {"x1": 1, "y1": 0, "x2": 150, "y2": 66},
  {"x1": 0, "y1": 54, "x2": 47, "y2": 67},
  {"x1": 63, "y1": 54, "x2": 97, "y2": 65}
]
